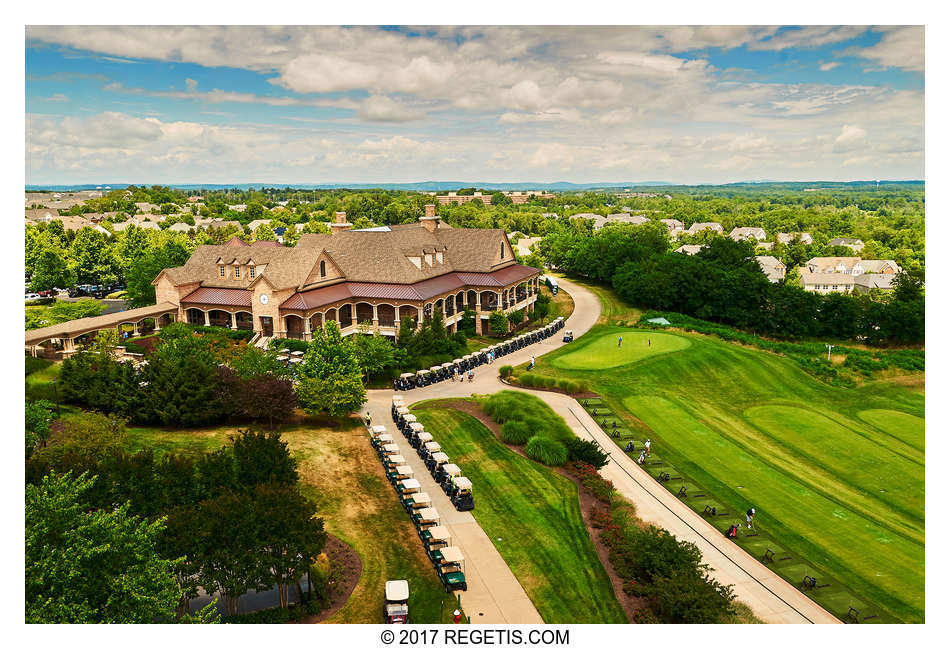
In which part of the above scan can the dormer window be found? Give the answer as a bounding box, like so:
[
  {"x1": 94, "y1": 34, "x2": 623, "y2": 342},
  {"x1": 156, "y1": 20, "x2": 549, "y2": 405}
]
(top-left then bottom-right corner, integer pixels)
[
  {"x1": 249, "y1": 266, "x2": 255, "y2": 279},
  {"x1": 436, "y1": 251, "x2": 444, "y2": 264},
  {"x1": 320, "y1": 260, "x2": 326, "y2": 278},
  {"x1": 234, "y1": 265, "x2": 241, "y2": 278},
  {"x1": 219, "y1": 265, "x2": 225, "y2": 277},
  {"x1": 424, "y1": 253, "x2": 433, "y2": 266}
]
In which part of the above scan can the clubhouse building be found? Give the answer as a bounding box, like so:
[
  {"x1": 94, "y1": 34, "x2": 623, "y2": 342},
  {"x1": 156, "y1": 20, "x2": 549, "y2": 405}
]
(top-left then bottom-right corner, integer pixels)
[{"x1": 153, "y1": 205, "x2": 541, "y2": 340}]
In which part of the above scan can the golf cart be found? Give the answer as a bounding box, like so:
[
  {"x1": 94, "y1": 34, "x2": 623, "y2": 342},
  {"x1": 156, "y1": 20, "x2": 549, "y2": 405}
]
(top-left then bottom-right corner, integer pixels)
[
  {"x1": 461, "y1": 354, "x2": 473, "y2": 370},
  {"x1": 450, "y1": 476, "x2": 474, "y2": 511},
  {"x1": 396, "y1": 373, "x2": 415, "y2": 391},
  {"x1": 412, "y1": 506, "x2": 440, "y2": 533},
  {"x1": 391, "y1": 396, "x2": 404, "y2": 418},
  {"x1": 388, "y1": 464, "x2": 413, "y2": 486},
  {"x1": 395, "y1": 405, "x2": 409, "y2": 425},
  {"x1": 429, "y1": 366, "x2": 443, "y2": 382},
  {"x1": 407, "y1": 422, "x2": 425, "y2": 444},
  {"x1": 380, "y1": 443, "x2": 400, "y2": 460},
  {"x1": 441, "y1": 362, "x2": 454, "y2": 379},
  {"x1": 422, "y1": 524, "x2": 451, "y2": 552},
  {"x1": 427, "y1": 451, "x2": 450, "y2": 475},
  {"x1": 412, "y1": 430, "x2": 433, "y2": 450},
  {"x1": 419, "y1": 440, "x2": 441, "y2": 462},
  {"x1": 372, "y1": 432, "x2": 394, "y2": 451},
  {"x1": 562, "y1": 330, "x2": 574, "y2": 343},
  {"x1": 396, "y1": 477, "x2": 421, "y2": 499},
  {"x1": 402, "y1": 489, "x2": 431, "y2": 513},
  {"x1": 436, "y1": 546, "x2": 467, "y2": 592},
  {"x1": 435, "y1": 463, "x2": 461, "y2": 491},
  {"x1": 384, "y1": 579, "x2": 410, "y2": 624},
  {"x1": 398, "y1": 412, "x2": 416, "y2": 434},
  {"x1": 415, "y1": 369, "x2": 430, "y2": 387},
  {"x1": 383, "y1": 453, "x2": 406, "y2": 470},
  {"x1": 369, "y1": 424, "x2": 388, "y2": 439}
]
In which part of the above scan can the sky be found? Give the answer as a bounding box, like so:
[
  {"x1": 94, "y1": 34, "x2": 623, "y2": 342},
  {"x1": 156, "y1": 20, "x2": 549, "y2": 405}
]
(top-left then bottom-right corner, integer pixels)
[{"x1": 24, "y1": 25, "x2": 925, "y2": 185}]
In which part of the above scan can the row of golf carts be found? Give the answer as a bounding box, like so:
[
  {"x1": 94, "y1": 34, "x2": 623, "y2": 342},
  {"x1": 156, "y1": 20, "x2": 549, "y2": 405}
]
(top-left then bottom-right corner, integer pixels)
[
  {"x1": 393, "y1": 317, "x2": 565, "y2": 390},
  {"x1": 369, "y1": 408, "x2": 468, "y2": 601}
]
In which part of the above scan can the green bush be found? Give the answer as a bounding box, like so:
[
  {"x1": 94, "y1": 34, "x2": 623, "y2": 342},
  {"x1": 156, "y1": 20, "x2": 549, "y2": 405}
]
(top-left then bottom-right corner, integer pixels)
[
  {"x1": 498, "y1": 365, "x2": 514, "y2": 379},
  {"x1": 25, "y1": 357, "x2": 52, "y2": 376},
  {"x1": 269, "y1": 338, "x2": 310, "y2": 353},
  {"x1": 565, "y1": 438, "x2": 609, "y2": 469},
  {"x1": 500, "y1": 420, "x2": 532, "y2": 445},
  {"x1": 482, "y1": 391, "x2": 574, "y2": 443},
  {"x1": 525, "y1": 436, "x2": 568, "y2": 466},
  {"x1": 189, "y1": 325, "x2": 256, "y2": 341},
  {"x1": 518, "y1": 373, "x2": 537, "y2": 387}
]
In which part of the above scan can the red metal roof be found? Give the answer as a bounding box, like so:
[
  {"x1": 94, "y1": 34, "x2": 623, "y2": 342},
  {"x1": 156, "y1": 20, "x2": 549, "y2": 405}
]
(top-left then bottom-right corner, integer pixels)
[
  {"x1": 182, "y1": 287, "x2": 253, "y2": 307},
  {"x1": 280, "y1": 265, "x2": 538, "y2": 311}
]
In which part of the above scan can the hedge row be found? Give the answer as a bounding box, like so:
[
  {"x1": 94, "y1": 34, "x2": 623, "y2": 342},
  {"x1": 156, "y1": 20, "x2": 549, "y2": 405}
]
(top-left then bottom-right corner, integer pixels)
[
  {"x1": 514, "y1": 372, "x2": 590, "y2": 394},
  {"x1": 269, "y1": 338, "x2": 310, "y2": 353}
]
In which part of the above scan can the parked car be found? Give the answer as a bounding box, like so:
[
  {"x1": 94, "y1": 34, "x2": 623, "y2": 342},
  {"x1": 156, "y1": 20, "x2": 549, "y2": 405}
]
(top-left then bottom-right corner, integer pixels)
[{"x1": 24, "y1": 293, "x2": 41, "y2": 301}]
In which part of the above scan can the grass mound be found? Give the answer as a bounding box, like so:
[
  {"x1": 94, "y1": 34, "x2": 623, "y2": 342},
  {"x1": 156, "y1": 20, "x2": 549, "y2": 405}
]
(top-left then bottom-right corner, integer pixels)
[
  {"x1": 525, "y1": 436, "x2": 568, "y2": 466},
  {"x1": 482, "y1": 390, "x2": 574, "y2": 444}
]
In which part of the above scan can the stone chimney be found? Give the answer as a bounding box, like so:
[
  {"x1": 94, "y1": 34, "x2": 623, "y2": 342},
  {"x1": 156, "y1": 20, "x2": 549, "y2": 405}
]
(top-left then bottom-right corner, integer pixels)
[
  {"x1": 420, "y1": 204, "x2": 440, "y2": 232},
  {"x1": 329, "y1": 211, "x2": 351, "y2": 235}
]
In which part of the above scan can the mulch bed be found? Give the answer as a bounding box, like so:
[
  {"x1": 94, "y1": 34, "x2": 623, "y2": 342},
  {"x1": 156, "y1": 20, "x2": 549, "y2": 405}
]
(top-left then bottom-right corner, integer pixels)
[
  {"x1": 422, "y1": 399, "x2": 646, "y2": 623},
  {"x1": 297, "y1": 534, "x2": 362, "y2": 624}
]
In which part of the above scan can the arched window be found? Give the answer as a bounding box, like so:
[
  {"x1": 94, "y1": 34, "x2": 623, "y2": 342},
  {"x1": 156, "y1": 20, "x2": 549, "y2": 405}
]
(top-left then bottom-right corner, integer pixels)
[
  {"x1": 500, "y1": 242, "x2": 505, "y2": 258},
  {"x1": 320, "y1": 260, "x2": 326, "y2": 277}
]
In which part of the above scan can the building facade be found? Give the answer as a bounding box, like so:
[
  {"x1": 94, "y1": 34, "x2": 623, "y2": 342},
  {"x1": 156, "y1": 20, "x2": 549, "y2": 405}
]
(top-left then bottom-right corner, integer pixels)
[{"x1": 152, "y1": 205, "x2": 541, "y2": 340}]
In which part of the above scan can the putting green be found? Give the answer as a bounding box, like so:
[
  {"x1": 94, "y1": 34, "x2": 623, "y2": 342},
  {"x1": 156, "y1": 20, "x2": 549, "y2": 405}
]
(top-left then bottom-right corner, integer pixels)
[
  {"x1": 857, "y1": 409, "x2": 925, "y2": 453},
  {"x1": 552, "y1": 329, "x2": 690, "y2": 369}
]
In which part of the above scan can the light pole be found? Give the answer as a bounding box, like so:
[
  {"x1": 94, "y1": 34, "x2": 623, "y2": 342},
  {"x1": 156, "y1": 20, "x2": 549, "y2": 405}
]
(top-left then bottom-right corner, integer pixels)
[{"x1": 826, "y1": 344, "x2": 834, "y2": 362}]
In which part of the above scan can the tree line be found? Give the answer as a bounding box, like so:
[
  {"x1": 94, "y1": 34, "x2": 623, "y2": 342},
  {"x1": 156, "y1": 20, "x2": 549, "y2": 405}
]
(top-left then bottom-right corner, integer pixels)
[{"x1": 540, "y1": 223, "x2": 924, "y2": 345}]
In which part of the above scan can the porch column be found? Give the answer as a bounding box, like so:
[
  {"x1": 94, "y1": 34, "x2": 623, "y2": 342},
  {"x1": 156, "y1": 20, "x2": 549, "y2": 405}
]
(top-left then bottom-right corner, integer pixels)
[
  {"x1": 203, "y1": 311, "x2": 210, "y2": 326},
  {"x1": 231, "y1": 312, "x2": 237, "y2": 329},
  {"x1": 394, "y1": 306, "x2": 400, "y2": 328},
  {"x1": 304, "y1": 315, "x2": 312, "y2": 341},
  {"x1": 133, "y1": 322, "x2": 140, "y2": 335},
  {"x1": 372, "y1": 304, "x2": 379, "y2": 332},
  {"x1": 417, "y1": 307, "x2": 424, "y2": 331}
]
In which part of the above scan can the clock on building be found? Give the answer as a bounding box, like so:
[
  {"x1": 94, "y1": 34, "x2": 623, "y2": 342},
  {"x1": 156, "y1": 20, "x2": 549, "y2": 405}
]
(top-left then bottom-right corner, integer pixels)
[{"x1": 259, "y1": 294, "x2": 269, "y2": 305}]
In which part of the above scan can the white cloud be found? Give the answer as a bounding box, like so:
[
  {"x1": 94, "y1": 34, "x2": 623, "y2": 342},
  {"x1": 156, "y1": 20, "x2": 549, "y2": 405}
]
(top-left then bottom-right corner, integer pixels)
[
  {"x1": 833, "y1": 124, "x2": 868, "y2": 152},
  {"x1": 277, "y1": 54, "x2": 379, "y2": 93},
  {"x1": 852, "y1": 26, "x2": 924, "y2": 72},
  {"x1": 356, "y1": 96, "x2": 424, "y2": 123},
  {"x1": 819, "y1": 62, "x2": 841, "y2": 72},
  {"x1": 747, "y1": 26, "x2": 868, "y2": 51}
]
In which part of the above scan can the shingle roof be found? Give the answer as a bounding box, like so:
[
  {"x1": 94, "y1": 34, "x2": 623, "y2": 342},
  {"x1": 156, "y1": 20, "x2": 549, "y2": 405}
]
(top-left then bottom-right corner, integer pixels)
[{"x1": 25, "y1": 303, "x2": 178, "y2": 345}]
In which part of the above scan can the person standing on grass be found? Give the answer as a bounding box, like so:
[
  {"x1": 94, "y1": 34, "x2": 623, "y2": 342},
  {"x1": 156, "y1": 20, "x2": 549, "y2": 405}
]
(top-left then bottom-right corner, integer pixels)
[
  {"x1": 618, "y1": 335, "x2": 623, "y2": 347},
  {"x1": 648, "y1": 338, "x2": 651, "y2": 347},
  {"x1": 637, "y1": 450, "x2": 646, "y2": 465},
  {"x1": 644, "y1": 438, "x2": 651, "y2": 456},
  {"x1": 746, "y1": 507, "x2": 756, "y2": 529}
]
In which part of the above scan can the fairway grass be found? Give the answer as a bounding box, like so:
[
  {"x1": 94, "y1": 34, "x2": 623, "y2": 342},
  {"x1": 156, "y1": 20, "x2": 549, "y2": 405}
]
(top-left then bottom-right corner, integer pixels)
[
  {"x1": 553, "y1": 329, "x2": 690, "y2": 370},
  {"x1": 528, "y1": 317, "x2": 924, "y2": 623},
  {"x1": 125, "y1": 420, "x2": 457, "y2": 623},
  {"x1": 412, "y1": 404, "x2": 627, "y2": 624}
]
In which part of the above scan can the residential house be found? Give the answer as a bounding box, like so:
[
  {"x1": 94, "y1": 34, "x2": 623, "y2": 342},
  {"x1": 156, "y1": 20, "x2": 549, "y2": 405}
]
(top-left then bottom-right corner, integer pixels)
[
  {"x1": 853, "y1": 274, "x2": 896, "y2": 293},
  {"x1": 514, "y1": 236, "x2": 542, "y2": 257},
  {"x1": 798, "y1": 256, "x2": 900, "y2": 294},
  {"x1": 729, "y1": 227, "x2": 768, "y2": 242},
  {"x1": 229, "y1": 204, "x2": 248, "y2": 213},
  {"x1": 827, "y1": 237, "x2": 865, "y2": 252},
  {"x1": 675, "y1": 244, "x2": 705, "y2": 255},
  {"x1": 152, "y1": 205, "x2": 540, "y2": 340},
  {"x1": 755, "y1": 256, "x2": 786, "y2": 283},
  {"x1": 168, "y1": 222, "x2": 196, "y2": 233},
  {"x1": 804, "y1": 257, "x2": 901, "y2": 275},
  {"x1": 686, "y1": 222, "x2": 724, "y2": 236},
  {"x1": 248, "y1": 219, "x2": 273, "y2": 231},
  {"x1": 659, "y1": 219, "x2": 684, "y2": 236},
  {"x1": 776, "y1": 232, "x2": 813, "y2": 245}
]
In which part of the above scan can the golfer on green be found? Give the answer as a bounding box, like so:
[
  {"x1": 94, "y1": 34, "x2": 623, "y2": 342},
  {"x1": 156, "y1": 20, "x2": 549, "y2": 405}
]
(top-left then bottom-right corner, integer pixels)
[{"x1": 618, "y1": 335, "x2": 623, "y2": 347}]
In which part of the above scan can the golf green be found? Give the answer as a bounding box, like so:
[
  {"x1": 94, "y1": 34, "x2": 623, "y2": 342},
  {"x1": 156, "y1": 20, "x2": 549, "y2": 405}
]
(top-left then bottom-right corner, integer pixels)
[
  {"x1": 531, "y1": 319, "x2": 924, "y2": 623},
  {"x1": 552, "y1": 329, "x2": 690, "y2": 369}
]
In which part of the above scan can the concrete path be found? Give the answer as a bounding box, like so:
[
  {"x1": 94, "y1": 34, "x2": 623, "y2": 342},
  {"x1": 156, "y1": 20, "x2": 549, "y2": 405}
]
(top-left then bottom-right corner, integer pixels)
[{"x1": 370, "y1": 275, "x2": 839, "y2": 624}]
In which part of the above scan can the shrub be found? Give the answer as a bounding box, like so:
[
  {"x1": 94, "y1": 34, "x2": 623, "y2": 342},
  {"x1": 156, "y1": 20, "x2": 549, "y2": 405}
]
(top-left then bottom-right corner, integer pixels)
[
  {"x1": 269, "y1": 338, "x2": 310, "y2": 353},
  {"x1": 525, "y1": 436, "x2": 568, "y2": 466},
  {"x1": 500, "y1": 420, "x2": 532, "y2": 445},
  {"x1": 498, "y1": 365, "x2": 514, "y2": 379},
  {"x1": 566, "y1": 461, "x2": 615, "y2": 503},
  {"x1": 25, "y1": 357, "x2": 52, "y2": 376},
  {"x1": 518, "y1": 373, "x2": 536, "y2": 387},
  {"x1": 565, "y1": 438, "x2": 609, "y2": 469}
]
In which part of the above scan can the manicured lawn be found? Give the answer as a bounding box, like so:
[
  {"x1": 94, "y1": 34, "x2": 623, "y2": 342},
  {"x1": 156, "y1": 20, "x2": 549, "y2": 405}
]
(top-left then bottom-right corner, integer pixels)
[
  {"x1": 125, "y1": 418, "x2": 457, "y2": 623},
  {"x1": 411, "y1": 404, "x2": 627, "y2": 624},
  {"x1": 25, "y1": 359, "x2": 62, "y2": 403},
  {"x1": 528, "y1": 315, "x2": 925, "y2": 623},
  {"x1": 552, "y1": 330, "x2": 690, "y2": 370}
]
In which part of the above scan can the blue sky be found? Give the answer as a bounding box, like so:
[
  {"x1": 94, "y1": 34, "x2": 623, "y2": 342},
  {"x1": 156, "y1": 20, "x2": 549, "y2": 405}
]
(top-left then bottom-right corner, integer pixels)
[{"x1": 25, "y1": 26, "x2": 924, "y2": 184}]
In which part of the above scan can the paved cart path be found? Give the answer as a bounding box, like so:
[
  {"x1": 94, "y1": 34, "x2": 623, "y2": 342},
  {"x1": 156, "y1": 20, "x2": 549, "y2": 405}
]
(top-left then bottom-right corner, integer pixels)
[{"x1": 371, "y1": 276, "x2": 838, "y2": 624}]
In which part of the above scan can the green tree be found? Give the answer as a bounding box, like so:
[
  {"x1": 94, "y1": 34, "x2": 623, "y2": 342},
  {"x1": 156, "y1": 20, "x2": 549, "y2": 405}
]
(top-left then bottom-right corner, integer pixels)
[
  {"x1": 126, "y1": 232, "x2": 193, "y2": 308},
  {"x1": 491, "y1": 191, "x2": 513, "y2": 206},
  {"x1": 30, "y1": 248, "x2": 75, "y2": 292},
  {"x1": 230, "y1": 430, "x2": 299, "y2": 488},
  {"x1": 140, "y1": 332, "x2": 225, "y2": 426},
  {"x1": 254, "y1": 223, "x2": 276, "y2": 241},
  {"x1": 297, "y1": 321, "x2": 366, "y2": 416},
  {"x1": 489, "y1": 310, "x2": 509, "y2": 336},
  {"x1": 25, "y1": 400, "x2": 55, "y2": 458},
  {"x1": 26, "y1": 471, "x2": 184, "y2": 623},
  {"x1": 350, "y1": 330, "x2": 399, "y2": 380},
  {"x1": 69, "y1": 227, "x2": 118, "y2": 285}
]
